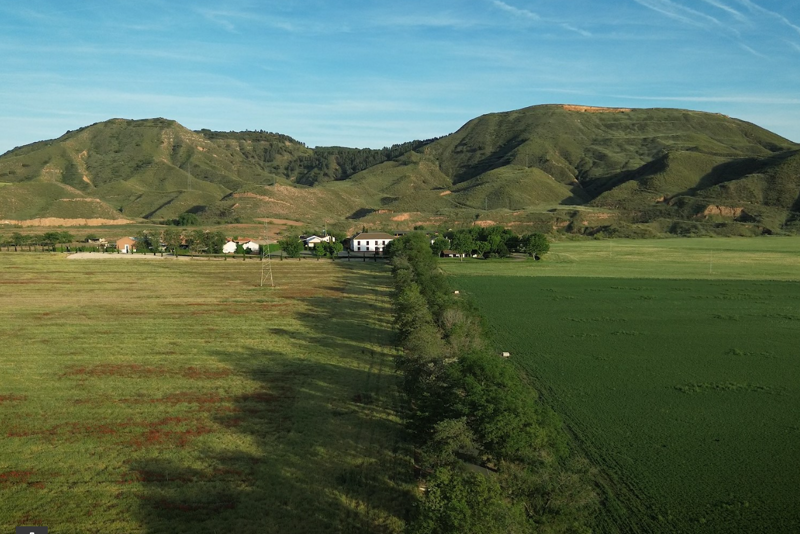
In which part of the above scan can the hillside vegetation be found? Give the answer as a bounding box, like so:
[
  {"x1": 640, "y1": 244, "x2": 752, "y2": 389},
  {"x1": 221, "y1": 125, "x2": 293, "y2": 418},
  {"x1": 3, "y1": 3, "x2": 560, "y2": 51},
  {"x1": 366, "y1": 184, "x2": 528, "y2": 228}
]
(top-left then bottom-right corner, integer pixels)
[{"x1": 1, "y1": 106, "x2": 798, "y2": 234}]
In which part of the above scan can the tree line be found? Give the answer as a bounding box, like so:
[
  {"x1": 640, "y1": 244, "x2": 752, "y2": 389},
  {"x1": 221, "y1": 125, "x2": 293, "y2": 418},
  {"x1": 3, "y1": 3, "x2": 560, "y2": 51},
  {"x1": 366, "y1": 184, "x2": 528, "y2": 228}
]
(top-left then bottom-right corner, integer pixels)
[
  {"x1": 429, "y1": 226, "x2": 550, "y2": 259},
  {"x1": 388, "y1": 233, "x2": 597, "y2": 533},
  {"x1": 0, "y1": 231, "x2": 76, "y2": 251},
  {"x1": 299, "y1": 139, "x2": 438, "y2": 183}
]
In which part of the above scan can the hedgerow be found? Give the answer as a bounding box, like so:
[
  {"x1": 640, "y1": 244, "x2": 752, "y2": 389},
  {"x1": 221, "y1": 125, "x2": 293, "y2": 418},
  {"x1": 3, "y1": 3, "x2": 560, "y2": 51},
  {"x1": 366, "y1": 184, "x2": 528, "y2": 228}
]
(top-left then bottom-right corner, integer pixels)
[{"x1": 389, "y1": 232, "x2": 597, "y2": 533}]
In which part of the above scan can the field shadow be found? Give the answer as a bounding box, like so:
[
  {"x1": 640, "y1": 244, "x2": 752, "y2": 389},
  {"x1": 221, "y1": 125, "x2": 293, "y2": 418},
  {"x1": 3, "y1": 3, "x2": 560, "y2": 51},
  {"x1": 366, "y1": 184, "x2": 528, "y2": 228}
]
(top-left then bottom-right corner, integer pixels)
[{"x1": 128, "y1": 265, "x2": 413, "y2": 533}]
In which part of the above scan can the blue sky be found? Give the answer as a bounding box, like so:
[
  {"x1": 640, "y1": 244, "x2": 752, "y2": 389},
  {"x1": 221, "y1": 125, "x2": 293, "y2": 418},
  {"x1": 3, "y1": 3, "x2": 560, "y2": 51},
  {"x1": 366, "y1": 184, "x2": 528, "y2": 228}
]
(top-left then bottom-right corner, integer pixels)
[{"x1": 1, "y1": 0, "x2": 799, "y2": 154}]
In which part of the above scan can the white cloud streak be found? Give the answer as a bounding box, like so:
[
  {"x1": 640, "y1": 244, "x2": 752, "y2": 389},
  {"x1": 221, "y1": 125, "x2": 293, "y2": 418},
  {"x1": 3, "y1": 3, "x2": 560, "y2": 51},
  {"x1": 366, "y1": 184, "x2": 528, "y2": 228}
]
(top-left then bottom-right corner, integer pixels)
[
  {"x1": 699, "y1": 0, "x2": 748, "y2": 23},
  {"x1": 490, "y1": 0, "x2": 591, "y2": 36},
  {"x1": 492, "y1": 1, "x2": 540, "y2": 21},
  {"x1": 739, "y1": 43, "x2": 768, "y2": 59},
  {"x1": 617, "y1": 94, "x2": 800, "y2": 105},
  {"x1": 734, "y1": 0, "x2": 800, "y2": 35},
  {"x1": 633, "y1": 0, "x2": 723, "y2": 28}
]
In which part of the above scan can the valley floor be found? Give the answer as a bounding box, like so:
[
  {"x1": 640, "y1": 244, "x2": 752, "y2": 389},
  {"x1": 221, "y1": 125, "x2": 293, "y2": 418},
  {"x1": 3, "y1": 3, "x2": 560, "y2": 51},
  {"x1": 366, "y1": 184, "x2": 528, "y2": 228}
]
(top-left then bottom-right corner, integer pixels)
[
  {"x1": 0, "y1": 255, "x2": 412, "y2": 533},
  {"x1": 444, "y1": 237, "x2": 800, "y2": 533}
]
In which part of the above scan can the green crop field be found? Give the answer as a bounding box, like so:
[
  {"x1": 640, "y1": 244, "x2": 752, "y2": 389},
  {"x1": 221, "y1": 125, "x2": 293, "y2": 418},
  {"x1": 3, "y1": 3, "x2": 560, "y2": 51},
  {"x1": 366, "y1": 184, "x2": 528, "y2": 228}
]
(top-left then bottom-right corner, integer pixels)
[
  {"x1": 446, "y1": 238, "x2": 800, "y2": 533},
  {"x1": 0, "y1": 254, "x2": 412, "y2": 533}
]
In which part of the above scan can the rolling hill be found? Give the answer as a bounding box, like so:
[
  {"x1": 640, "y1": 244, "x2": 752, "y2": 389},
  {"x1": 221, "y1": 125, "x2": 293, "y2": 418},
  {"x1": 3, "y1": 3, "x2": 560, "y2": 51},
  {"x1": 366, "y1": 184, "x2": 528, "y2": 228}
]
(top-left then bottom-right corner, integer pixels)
[{"x1": 0, "y1": 105, "x2": 798, "y2": 235}]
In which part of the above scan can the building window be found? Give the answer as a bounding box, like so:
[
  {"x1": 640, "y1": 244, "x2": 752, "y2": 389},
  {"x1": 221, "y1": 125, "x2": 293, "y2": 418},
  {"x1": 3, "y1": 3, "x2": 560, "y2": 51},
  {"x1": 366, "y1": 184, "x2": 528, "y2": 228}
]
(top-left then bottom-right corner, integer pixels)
[
  {"x1": 382, "y1": 241, "x2": 386, "y2": 245},
  {"x1": 357, "y1": 246, "x2": 361, "y2": 251},
  {"x1": 366, "y1": 246, "x2": 370, "y2": 251}
]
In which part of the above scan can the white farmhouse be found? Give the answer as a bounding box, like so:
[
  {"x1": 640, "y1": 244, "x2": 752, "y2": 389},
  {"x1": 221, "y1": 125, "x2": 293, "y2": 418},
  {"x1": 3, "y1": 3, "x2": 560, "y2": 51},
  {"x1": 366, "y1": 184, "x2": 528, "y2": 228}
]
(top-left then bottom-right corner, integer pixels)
[
  {"x1": 350, "y1": 232, "x2": 394, "y2": 253},
  {"x1": 240, "y1": 240, "x2": 260, "y2": 253},
  {"x1": 304, "y1": 235, "x2": 334, "y2": 248},
  {"x1": 222, "y1": 241, "x2": 238, "y2": 254}
]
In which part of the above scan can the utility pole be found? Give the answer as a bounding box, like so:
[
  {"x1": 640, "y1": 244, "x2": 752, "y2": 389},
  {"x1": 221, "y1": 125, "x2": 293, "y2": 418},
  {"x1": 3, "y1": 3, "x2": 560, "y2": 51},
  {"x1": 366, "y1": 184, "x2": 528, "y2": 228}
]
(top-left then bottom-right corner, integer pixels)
[{"x1": 261, "y1": 222, "x2": 274, "y2": 288}]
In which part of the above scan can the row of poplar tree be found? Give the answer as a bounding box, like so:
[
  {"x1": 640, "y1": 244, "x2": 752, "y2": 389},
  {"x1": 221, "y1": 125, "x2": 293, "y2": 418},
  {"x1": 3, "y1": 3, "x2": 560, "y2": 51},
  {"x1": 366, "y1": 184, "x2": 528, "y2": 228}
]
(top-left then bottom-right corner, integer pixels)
[{"x1": 388, "y1": 233, "x2": 597, "y2": 533}]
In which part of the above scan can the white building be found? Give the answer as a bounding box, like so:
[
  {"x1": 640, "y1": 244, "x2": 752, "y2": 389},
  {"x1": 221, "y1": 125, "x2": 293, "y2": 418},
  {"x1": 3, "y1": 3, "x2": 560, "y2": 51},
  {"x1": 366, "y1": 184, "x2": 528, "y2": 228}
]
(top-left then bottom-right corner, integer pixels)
[
  {"x1": 304, "y1": 235, "x2": 334, "y2": 248},
  {"x1": 350, "y1": 232, "x2": 394, "y2": 253},
  {"x1": 224, "y1": 239, "x2": 262, "y2": 254},
  {"x1": 240, "y1": 241, "x2": 260, "y2": 253},
  {"x1": 222, "y1": 241, "x2": 238, "y2": 254}
]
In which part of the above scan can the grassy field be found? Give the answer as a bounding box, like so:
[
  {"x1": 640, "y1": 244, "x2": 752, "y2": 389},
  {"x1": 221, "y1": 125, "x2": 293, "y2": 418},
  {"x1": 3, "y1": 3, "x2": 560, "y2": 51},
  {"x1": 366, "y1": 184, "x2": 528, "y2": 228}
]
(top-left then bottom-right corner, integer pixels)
[
  {"x1": 445, "y1": 238, "x2": 800, "y2": 533},
  {"x1": 443, "y1": 236, "x2": 800, "y2": 280},
  {"x1": 0, "y1": 254, "x2": 411, "y2": 533}
]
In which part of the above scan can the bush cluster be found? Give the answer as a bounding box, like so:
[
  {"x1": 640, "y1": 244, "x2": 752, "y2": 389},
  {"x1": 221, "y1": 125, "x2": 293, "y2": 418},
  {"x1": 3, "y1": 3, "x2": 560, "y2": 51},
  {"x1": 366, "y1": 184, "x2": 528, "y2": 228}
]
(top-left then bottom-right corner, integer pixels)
[{"x1": 389, "y1": 233, "x2": 597, "y2": 533}]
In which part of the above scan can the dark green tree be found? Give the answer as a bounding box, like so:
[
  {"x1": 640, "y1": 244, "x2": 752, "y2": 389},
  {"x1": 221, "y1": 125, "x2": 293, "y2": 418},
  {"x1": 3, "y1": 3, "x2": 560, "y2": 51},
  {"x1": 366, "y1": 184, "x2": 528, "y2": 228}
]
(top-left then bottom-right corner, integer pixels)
[
  {"x1": 411, "y1": 466, "x2": 526, "y2": 534},
  {"x1": 203, "y1": 231, "x2": 227, "y2": 254},
  {"x1": 520, "y1": 233, "x2": 550, "y2": 258},
  {"x1": 11, "y1": 232, "x2": 25, "y2": 251},
  {"x1": 177, "y1": 212, "x2": 199, "y2": 226},
  {"x1": 451, "y1": 230, "x2": 475, "y2": 261},
  {"x1": 320, "y1": 240, "x2": 343, "y2": 258},
  {"x1": 163, "y1": 228, "x2": 183, "y2": 256},
  {"x1": 277, "y1": 235, "x2": 303, "y2": 258},
  {"x1": 431, "y1": 237, "x2": 450, "y2": 256}
]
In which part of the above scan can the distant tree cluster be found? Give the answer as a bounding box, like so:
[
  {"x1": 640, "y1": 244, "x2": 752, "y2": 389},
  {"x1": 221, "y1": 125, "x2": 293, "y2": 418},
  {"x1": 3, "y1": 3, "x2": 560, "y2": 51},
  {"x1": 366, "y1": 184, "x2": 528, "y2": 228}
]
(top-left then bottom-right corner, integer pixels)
[
  {"x1": 277, "y1": 235, "x2": 303, "y2": 258},
  {"x1": 196, "y1": 129, "x2": 302, "y2": 146},
  {"x1": 445, "y1": 226, "x2": 550, "y2": 259},
  {"x1": 0, "y1": 231, "x2": 75, "y2": 251},
  {"x1": 397, "y1": 226, "x2": 550, "y2": 260},
  {"x1": 388, "y1": 233, "x2": 596, "y2": 533},
  {"x1": 132, "y1": 228, "x2": 228, "y2": 255},
  {"x1": 295, "y1": 138, "x2": 441, "y2": 184}
]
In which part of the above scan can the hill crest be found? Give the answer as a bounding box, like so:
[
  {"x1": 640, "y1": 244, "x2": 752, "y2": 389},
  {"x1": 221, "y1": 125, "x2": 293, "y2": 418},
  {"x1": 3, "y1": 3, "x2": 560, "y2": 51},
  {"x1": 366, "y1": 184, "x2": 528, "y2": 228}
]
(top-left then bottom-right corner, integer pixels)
[{"x1": 0, "y1": 105, "x2": 798, "y2": 235}]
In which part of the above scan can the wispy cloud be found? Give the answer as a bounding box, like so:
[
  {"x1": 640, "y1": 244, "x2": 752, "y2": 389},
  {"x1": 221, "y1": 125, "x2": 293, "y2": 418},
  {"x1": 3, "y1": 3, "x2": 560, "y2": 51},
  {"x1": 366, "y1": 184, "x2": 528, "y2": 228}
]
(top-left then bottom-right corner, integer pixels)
[
  {"x1": 699, "y1": 0, "x2": 748, "y2": 23},
  {"x1": 490, "y1": 0, "x2": 591, "y2": 36},
  {"x1": 197, "y1": 8, "x2": 300, "y2": 33},
  {"x1": 560, "y1": 23, "x2": 592, "y2": 37},
  {"x1": 492, "y1": 1, "x2": 540, "y2": 21},
  {"x1": 617, "y1": 94, "x2": 800, "y2": 105},
  {"x1": 788, "y1": 41, "x2": 800, "y2": 53},
  {"x1": 739, "y1": 43, "x2": 767, "y2": 59},
  {"x1": 633, "y1": 0, "x2": 722, "y2": 29},
  {"x1": 377, "y1": 13, "x2": 480, "y2": 30},
  {"x1": 734, "y1": 0, "x2": 800, "y2": 35}
]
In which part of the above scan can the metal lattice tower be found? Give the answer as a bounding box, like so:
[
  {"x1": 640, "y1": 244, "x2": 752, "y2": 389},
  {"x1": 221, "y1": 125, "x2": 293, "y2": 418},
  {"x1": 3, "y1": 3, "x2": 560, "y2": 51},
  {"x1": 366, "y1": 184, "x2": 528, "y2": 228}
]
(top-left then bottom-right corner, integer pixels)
[{"x1": 261, "y1": 222, "x2": 275, "y2": 288}]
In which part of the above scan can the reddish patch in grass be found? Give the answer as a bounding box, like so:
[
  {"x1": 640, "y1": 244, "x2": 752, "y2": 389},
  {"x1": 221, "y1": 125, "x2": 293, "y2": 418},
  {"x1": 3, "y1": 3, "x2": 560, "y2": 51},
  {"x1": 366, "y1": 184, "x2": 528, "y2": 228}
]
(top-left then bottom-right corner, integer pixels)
[
  {"x1": 152, "y1": 499, "x2": 236, "y2": 513},
  {"x1": 0, "y1": 394, "x2": 26, "y2": 404},
  {"x1": 128, "y1": 417, "x2": 215, "y2": 449},
  {"x1": 62, "y1": 364, "x2": 167, "y2": 378},
  {"x1": 6, "y1": 415, "x2": 216, "y2": 447},
  {"x1": 119, "y1": 392, "x2": 223, "y2": 405},
  {"x1": 61, "y1": 364, "x2": 232, "y2": 380},
  {"x1": 15, "y1": 513, "x2": 45, "y2": 526},
  {"x1": 0, "y1": 470, "x2": 45, "y2": 489},
  {"x1": 182, "y1": 367, "x2": 231, "y2": 379}
]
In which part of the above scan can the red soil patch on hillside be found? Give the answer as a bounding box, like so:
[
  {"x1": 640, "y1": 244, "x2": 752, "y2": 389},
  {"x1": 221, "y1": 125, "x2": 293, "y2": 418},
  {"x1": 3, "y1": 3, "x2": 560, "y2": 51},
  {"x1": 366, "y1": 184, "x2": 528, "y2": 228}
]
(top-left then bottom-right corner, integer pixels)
[
  {"x1": 0, "y1": 217, "x2": 135, "y2": 227},
  {"x1": 562, "y1": 105, "x2": 631, "y2": 113}
]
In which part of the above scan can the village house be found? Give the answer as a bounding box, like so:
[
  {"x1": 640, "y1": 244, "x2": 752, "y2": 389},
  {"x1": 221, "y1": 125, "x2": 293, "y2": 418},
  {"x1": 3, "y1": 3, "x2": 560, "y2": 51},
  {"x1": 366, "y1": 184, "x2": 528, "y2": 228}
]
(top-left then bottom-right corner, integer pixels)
[
  {"x1": 240, "y1": 240, "x2": 260, "y2": 253},
  {"x1": 350, "y1": 232, "x2": 394, "y2": 254},
  {"x1": 222, "y1": 240, "x2": 238, "y2": 254},
  {"x1": 303, "y1": 235, "x2": 334, "y2": 248},
  {"x1": 223, "y1": 239, "x2": 262, "y2": 254},
  {"x1": 116, "y1": 237, "x2": 136, "y2": 254}
]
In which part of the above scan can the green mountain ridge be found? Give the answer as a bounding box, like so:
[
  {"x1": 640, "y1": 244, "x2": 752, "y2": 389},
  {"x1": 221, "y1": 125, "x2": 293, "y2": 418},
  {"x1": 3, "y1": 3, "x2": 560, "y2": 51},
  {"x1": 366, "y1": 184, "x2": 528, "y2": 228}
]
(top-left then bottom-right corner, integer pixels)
[{"x1": 1, "y1": 105, "x2": 798, "y2": 234}]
